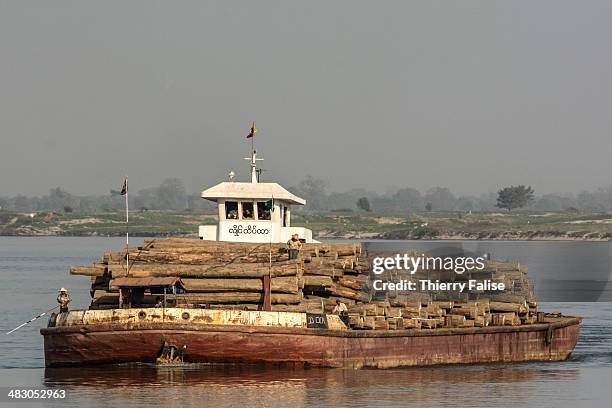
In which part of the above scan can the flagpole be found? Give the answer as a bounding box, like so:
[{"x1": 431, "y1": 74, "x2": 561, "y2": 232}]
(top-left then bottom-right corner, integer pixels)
[
  {"x1": 125, "y1": 176, "x2": 129, "y2": 276},
  {"x1": 264, "y1": 194, "x2": 274, "y2": 312},
  {"x1": 246, "y1": 122, "x2": 257, "y2": 183},
  {"x1": 251, "y1": 121, "x2": 255, "y2": 172}
]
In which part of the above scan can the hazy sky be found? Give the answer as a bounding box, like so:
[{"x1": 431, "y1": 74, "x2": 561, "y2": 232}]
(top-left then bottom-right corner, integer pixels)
[{"x1": 1, "y1": 1, "x2": 611, "y2": 197}]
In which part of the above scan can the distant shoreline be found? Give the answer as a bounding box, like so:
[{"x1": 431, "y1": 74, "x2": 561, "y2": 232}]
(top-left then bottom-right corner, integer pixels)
[
  {"x1": 0, "y1": 231, "x2": 610, "y2": 242},
  {"x1": 1, "y1": 209, "x2": 611, "y2": 241}
]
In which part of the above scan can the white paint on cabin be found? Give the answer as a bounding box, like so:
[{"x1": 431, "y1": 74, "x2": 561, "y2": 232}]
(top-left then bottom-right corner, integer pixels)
[{"x1": 199, "y1": 148, "x2": 317, "y2": 243}]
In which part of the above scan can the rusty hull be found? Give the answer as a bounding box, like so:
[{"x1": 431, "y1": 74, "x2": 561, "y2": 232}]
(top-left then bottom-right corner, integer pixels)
[{"x1": 41, "y1": 317, "x2": 580, "y2": 368}]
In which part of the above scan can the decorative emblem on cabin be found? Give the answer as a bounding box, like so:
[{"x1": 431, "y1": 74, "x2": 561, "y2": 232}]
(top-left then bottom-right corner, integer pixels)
[{"x1": 228, "y1": 224, "x2": 271, "y2": 237}]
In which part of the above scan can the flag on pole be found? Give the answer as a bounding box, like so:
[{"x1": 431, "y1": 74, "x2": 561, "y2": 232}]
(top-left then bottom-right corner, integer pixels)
[
  {"x1": 246, "y1": 122, "x2": 256, "y2": 139},
  {"x1": 121, "y1": 176, "x2": 129, "y2": 276}
]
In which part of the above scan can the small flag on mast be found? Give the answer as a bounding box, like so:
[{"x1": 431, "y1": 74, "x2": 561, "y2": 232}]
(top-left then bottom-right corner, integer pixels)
[
  {"x1": 246, "y1": 122, "x2": 256, "y2": 139},
  {"x1": 120, "y1": 178, "x2": 128, "y2": 195}
]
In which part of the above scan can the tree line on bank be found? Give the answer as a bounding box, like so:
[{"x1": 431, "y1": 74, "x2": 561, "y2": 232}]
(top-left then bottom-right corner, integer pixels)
[
  {"x1": 1, "y1": 176, "x2": 612, "y2": 213},
  {"x1": 0, "y1": 179, "x2": 215, "y2": 213},
  {"x1": 290, "y1": 177, "x2": 612, "y2": 212}
]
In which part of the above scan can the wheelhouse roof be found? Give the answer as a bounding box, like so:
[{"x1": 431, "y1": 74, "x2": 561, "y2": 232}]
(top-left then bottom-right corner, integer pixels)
[{"x1": 200, "y1": 182, "x2": 306, "y2": 205}]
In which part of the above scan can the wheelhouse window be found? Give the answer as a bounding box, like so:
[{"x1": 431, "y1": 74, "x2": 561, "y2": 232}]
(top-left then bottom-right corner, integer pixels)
[
  {"x1": 257, "y1": 200, "x2": 272, "y2": 220},
  {"x1": 242, "y1": 201, "x2": 254, "y2": 220},
  {"x1": 225, "y1": 201, "x2": 238, "y2": 220}
]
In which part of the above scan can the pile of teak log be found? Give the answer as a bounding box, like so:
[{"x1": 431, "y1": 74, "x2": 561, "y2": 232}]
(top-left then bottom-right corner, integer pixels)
[
  {"x1": 344, "y1": 298, "x2": 540, "y2": 331},
  {"x1": 71, "y1": 238, "x2": 365, "y2": 314},
  {"x1": 70, "y1": 238, "x2": 541, "y2": 330}
]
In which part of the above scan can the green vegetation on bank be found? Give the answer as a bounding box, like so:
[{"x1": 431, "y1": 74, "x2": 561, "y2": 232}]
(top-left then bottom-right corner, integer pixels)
[
  {"x1": 0, "y1": 209, "x2": 216, "y2": 237},
  {"x1": 1, "y1": 209, "x2": 611, "y2": 240},
  {"x1": 294, "y1": 210, "x2": 612, "y2": 240}
]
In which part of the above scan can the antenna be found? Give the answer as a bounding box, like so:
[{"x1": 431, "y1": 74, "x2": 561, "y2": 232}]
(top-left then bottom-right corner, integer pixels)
[
  {"x1": 244, "y1": 149, "x2": 264, "y2": 183},
  {"x1": 255, "y1": 168, "x2": 267, "y2": 182}
]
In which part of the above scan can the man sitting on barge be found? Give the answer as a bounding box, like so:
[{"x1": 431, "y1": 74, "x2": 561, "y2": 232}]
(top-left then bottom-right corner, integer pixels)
[
  {"x1": 287, "y1": 234, "x2": 303, "y2": 260},
  {"x1": 333, "y1": 299, "x2": 349, "y2": 325}
]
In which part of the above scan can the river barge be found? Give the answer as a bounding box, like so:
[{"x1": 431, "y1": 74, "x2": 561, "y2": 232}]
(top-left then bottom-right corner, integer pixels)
[
  {"x1": 41, "y1": 308, "x2": 579, "y2": 368},
  {"x1": 41, "y1": 133, "x2": 580, "y2": 367}
]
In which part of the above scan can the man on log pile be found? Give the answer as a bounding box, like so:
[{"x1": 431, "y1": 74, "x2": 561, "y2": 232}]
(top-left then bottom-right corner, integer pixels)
[
  {"x1": 333, "y1": 299, "x2": 349, "y2": 325},
  {"x1": 287, "y1": 234, "x2": 303, "y2": 260},
  {"x1": 57, "y1": 288, "x2": 71, "y2": 313}
]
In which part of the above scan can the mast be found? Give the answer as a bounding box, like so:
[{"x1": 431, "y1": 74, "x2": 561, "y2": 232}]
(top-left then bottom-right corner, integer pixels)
[
  {"x1": 245, "y1": 122, "x2": 263, "y2": 183},
  {"x1": 120, "y1": 176, "x2": 129, "y2": 275},
  {"x1": 125, "y1": 181, "x2": 129, "y2": 275},
  {"x1": 251, "y1": 150, "x2": 258, "y2": 183}
]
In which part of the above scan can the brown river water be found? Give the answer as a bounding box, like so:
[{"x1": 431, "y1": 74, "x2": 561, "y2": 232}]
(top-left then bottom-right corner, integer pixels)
[{"x1": 0, "y1": 237, "x2": 611, "y2": 407}]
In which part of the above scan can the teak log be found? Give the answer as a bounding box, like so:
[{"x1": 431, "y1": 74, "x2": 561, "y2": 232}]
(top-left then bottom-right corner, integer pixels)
[
  {"x1": 330, "y1": 286, "x2": 370, "y2": 302},
  {"x1": 175, "y1": 292, "x2": 263, "y2": 304},
  {"x1": 70, "y1": 265, "x2": 106, "y2": 276},
  {"x1": 337, "y1": 276, "x2": 366, "y2": 290},
  {"x1": 271, "y1": 276, "x2": 300, "y2": 294},
  {"x1": 173, "y1": 291, "x2": 303, "y2": 304},
  {"x1": 181, "y1": 276, "x2": 297, "y2": 294},
  {"x1": 489, "y1": 301, "x2": 528, "y2": 314},
  {"x1": 107, "y1": 261, "x2": 302, "y2": 278},
  {"x1": 141, "y1": 238, "x2": 360, "y2": 256},
  {"x1": 183, "y1": 279, "x2": 262, "y2": 292},
  {"x1": 302, "y1": 275, "x2": 334, "y2": 288}
]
